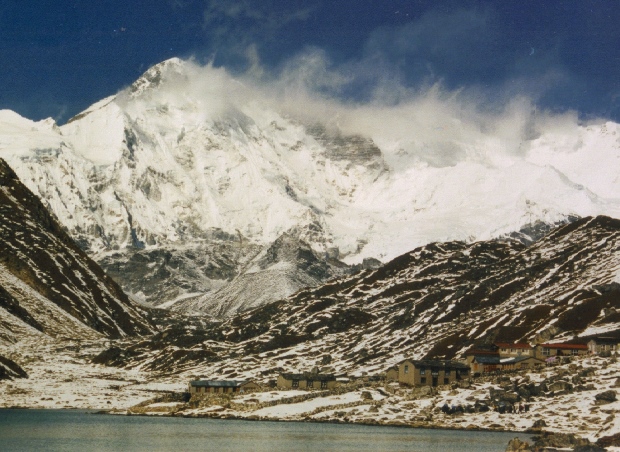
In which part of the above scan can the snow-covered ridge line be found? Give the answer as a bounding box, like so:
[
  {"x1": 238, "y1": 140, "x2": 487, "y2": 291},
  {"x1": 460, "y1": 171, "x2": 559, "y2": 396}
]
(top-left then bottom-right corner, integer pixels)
[{"x1": 1, "y1": 57, "x2": 619, "y2": 313}]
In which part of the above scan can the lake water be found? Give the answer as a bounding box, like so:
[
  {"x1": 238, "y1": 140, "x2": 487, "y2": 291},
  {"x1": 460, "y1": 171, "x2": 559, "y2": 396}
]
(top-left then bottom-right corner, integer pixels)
[{"x1": 0, "y1": 409, "x2": 531, "y2": 451}]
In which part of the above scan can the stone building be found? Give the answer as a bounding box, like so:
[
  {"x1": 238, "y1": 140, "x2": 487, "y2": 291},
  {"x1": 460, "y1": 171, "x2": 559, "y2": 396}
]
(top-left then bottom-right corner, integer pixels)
[
  {"x1": 535, "y1": 342, "x2": 588, "y2": 359},
  {"x1": 499, "y1": 355, "x2": 545, "y2": 371},
  {"x1": 467, "y1": 355, "x2": 500, "y2": 375},
  {"x1": 277, "y1": 372, "x2": 337, "y2": 390},
  {"x1": 398, "y1": 359, "x2": 469, "y2": 387},
  {"x1": 188, "y1": 380, "x2": 260, "y2": 394},
  {"x1": 587, "y1": 337, "x2": 619, "y2": 355},
  {"x1": 495, "y1": 342, "x2": 534, "y2": 358}
]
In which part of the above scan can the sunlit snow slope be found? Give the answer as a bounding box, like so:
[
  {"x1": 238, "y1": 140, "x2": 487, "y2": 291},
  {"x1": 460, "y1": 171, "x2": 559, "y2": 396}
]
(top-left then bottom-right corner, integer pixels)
[{"x1": 1, "y1": 58, "x2": 619, "y2": 313}]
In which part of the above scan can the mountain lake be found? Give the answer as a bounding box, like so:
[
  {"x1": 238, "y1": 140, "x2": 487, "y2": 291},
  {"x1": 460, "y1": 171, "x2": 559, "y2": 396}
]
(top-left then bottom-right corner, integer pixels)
[{"x1": 0, "y1": 408, "x2": 532, "y2": 451}]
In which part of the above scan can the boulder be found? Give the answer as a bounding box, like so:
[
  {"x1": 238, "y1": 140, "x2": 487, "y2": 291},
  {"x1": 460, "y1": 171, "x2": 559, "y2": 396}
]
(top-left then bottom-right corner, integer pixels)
[
  {"x1": 490, "y1": 388, "x2": 506, "y2": 401},
  {"x1": 548, "y1": 380, "x2": 572, "y2": 393},
  {"x1": 505, "y1": 437, "x2": 531, "y2": 451},
  {"x1": 502, "y1": 391, "x2": 520, "y2": 404},
  {"x1": 517, "y1": 386, "x2": 531, "y2": 400},
  {"x1": 531, "y1": 419, "x2": 547, "y2": 429},
  {"x1": 412, "y1": 386, "x2": 432, "y2": 398},
  {"x1": 594, "y1": 390, "x2": 617, "y2": 404},
  {"x1": 579, "y1": 368, "x2": 595, "y2": 378},
  {"x1": 528, "y1": 383, "x2": 543, "y2": 397},
  {"x1": 475, "y1": 401, "x2": 490, "y2": 413}
]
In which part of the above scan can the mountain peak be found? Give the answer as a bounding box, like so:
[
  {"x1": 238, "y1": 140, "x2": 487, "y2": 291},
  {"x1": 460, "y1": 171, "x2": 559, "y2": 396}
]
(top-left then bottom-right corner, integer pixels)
[{"x1": 128, "y1": 57, "x2": 187, "y2": 97}]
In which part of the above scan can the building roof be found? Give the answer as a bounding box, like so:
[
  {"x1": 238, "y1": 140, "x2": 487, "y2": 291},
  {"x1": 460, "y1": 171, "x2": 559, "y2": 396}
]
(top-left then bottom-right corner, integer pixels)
[
  {"x1": 495, "y1": 342, "x2": 532, "y2": 349},
  {"x1": 471, "y1": 355, "x2": 501, "y2": 364},
  {"x1": 588, "y1": 337, "x2": 620, "y2": 344},
  {"x1": 279, "y1": 372, "x2": 336, "y2": 381},
  {"x1": 539, "y1": 343, "x2": 588, "y2": 350},
  {"x1": 500, "y1": 356, "x2": 544, "y2": 364},
  {"x1": 404, "y1": 359, "x2": 470, "y2": 370},
  {"x1": 189, "y1": 380, "x2": 252, "y2": 387}
]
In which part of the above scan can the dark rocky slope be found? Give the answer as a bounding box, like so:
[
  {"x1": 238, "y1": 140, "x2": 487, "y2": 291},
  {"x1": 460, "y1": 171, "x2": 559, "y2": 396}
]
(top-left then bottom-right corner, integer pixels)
[{"x1": 0, "y1": 159, "x2": 154, "y2": 343}]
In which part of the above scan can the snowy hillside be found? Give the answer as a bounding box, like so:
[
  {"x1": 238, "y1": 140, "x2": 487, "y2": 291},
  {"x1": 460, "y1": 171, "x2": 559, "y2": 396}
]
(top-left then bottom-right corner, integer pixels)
[
  {"x1": 1, "y1": 58, "x2": 619, "y2": 312},
  {"x1": 93, "y1": 216, "x2": 620, "y2": 377}
]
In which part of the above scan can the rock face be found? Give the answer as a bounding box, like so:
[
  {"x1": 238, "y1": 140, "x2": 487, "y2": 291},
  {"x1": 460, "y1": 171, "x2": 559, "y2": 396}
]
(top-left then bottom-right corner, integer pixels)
[
  {"x1": 0, "y1": 159, "x2": 154, "y2": 343},
  {"x1": 93, "y1": 216, "x2": 620, "y2": 376},
  {"x1": 2, "y1": 58, "x2": 620, "y2": 316}
]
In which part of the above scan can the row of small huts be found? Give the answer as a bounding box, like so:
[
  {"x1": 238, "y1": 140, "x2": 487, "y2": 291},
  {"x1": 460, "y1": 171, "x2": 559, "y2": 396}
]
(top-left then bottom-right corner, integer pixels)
[
  {"x1": 188, "y1": 372, "x2": 338, "y2": 394},
  {"x1": 189, "y1": 336, "x2": 619, "y2": 393}
]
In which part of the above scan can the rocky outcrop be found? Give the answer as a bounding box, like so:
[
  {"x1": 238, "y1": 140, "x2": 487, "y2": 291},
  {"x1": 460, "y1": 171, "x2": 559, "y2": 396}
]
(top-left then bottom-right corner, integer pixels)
[
  {"x1": 532, "y1": 432, "x2": 590, "y2": 450},
  {"x1": 505, "y1": 437, "x2": 531, "y2": 451}
]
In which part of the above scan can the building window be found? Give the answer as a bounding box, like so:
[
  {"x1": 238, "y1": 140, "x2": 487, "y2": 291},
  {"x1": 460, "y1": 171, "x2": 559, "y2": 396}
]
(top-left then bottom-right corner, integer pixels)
[
  {"x1": 307, "y1": 380, "x2": 314, "y2": 388},
  {"x1": 404, "y1": 365, "x2": 409, "y2": 374},
  {"x1": 420, "y1": 377, "x2": 426, "y2": 384},
  {"x1": 542, "y1": 348, "x2": 550, "y2": 356},
  {"x1": 292, "y1": 379, "x2": 299, "y2": 388},
  {"x1": 444, "y1": 377, "x2": 449, "y2": 385},
  {"x1": 420, "y1": 368, "x2": 426, "y2": 376},
  {"x1": 320, "y1": 380, "x2": 328, "y2": 389},
  {"x1": 571, "y1": 349, "x2": 579, "y2": 356}
]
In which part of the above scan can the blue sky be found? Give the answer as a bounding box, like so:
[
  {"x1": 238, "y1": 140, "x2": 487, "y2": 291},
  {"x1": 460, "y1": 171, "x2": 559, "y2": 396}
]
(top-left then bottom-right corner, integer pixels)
[{"x1": 1, "y1": 0, "x2": 619, "y2": 123}]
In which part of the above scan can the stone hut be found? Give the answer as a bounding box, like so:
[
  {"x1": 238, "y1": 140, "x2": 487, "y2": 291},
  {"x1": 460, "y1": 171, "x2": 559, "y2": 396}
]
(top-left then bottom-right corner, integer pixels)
[
  {"x1": 535, "y1": 342, "x2": 588, "y2": 359},
  {"x1": 467, "y1": 355, "x2": 500, "y2": 375},
  {"x1": 587, "y1": 337, "x2": 619, "y2": 355},
  {"x1": 499, "y1": 355, "x2": 545, "y2": 371},
  {"x1": 398, "y1": 359, "x2": 469, "y2": 387},
  {"x1": 495, "y1": 342, "x2": 534, "y2": 358},
  {"x1": 277, "y1": 372, "x2": 337, "y2": 390},
  {"x1": 188, "y1": 380, "x2": 261, "y2": 394}
]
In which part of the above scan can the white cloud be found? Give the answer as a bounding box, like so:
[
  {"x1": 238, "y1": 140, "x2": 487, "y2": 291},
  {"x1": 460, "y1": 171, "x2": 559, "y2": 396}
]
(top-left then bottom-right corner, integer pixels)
[{"x1": 120, "y1": 53, "x2": 593, "y2": 169}]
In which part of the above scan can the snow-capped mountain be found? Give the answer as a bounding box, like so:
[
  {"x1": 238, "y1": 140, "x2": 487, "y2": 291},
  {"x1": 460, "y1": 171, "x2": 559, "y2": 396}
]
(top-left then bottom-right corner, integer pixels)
[
  {"x1": 1, "y1": 58, "x2": 619, "y2": 314},
  {"x1": 94, "y1": 216, "x2": 620, "y2": 377},
  {"x1": 0, "y1": 159, "x2": 154, "y2": 344}
]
